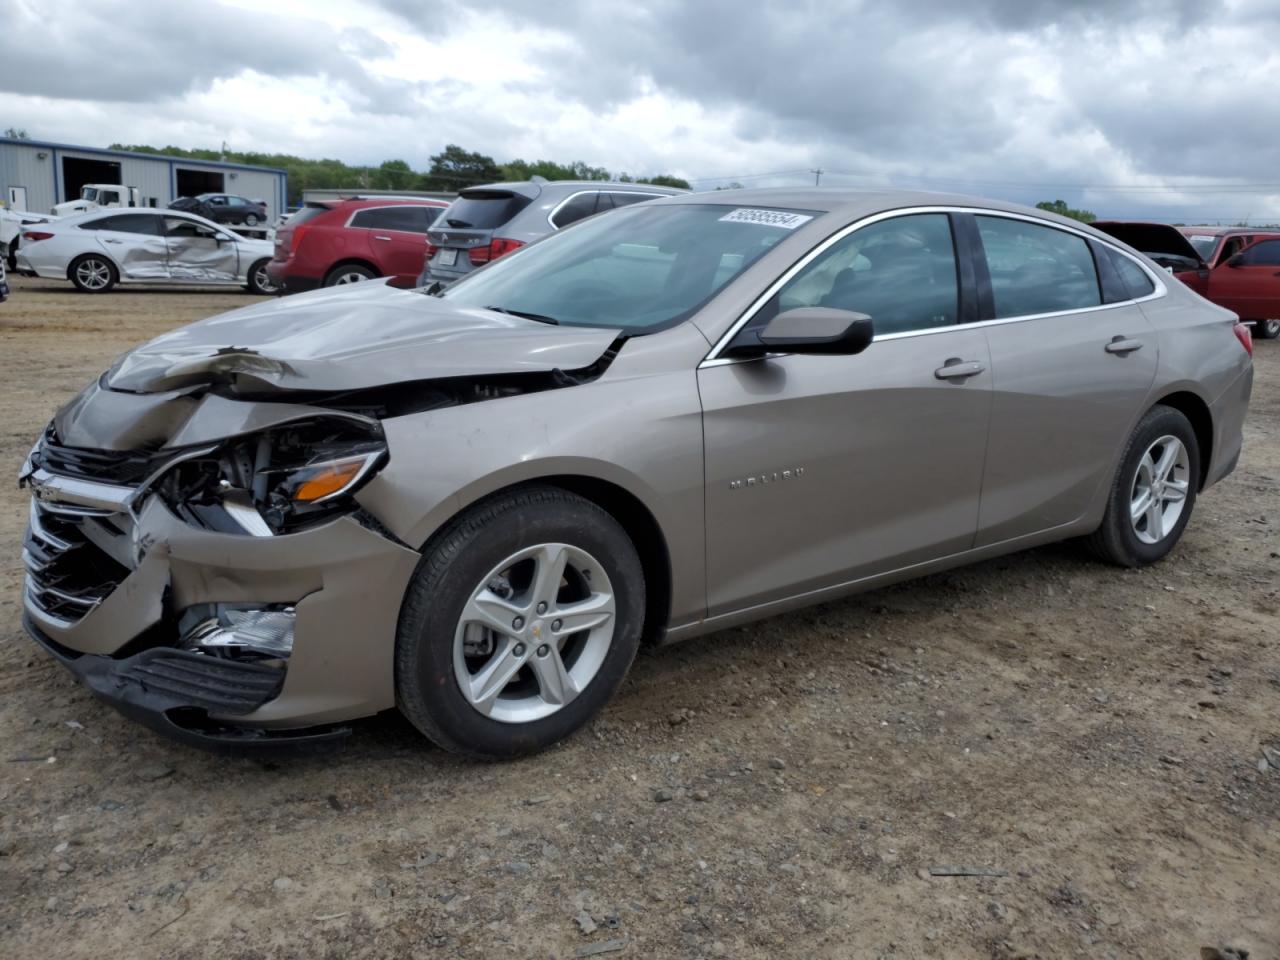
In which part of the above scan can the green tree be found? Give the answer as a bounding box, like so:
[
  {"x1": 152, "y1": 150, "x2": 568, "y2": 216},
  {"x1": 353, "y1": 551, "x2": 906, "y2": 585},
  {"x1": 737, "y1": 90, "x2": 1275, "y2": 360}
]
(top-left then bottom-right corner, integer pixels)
[
  {"x1": 371, "y1": 159, "x2": 415, "y2": 191},
  {"x1": 1035, "y1": 199, "x2": 1096, "y2": 223},
  {"x1": 645, "y1": 174, "x2": 692, "y2": 190},
  {"x1": 4, "y1": 127, "x2": 30, "y2": 139},
  {"x1": 421, "y1": 144, "x2": 503, "y2": 192},
  {"x1": 501, "y1": 158, "x2": 611, "y2": 182}
]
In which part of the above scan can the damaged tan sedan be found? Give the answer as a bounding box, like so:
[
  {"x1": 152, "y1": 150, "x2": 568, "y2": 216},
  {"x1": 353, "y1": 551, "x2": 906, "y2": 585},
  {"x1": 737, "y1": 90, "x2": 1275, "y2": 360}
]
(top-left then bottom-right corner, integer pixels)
[{"x1": 19, "y1": 190, "x2": 1254, "y2": 757}]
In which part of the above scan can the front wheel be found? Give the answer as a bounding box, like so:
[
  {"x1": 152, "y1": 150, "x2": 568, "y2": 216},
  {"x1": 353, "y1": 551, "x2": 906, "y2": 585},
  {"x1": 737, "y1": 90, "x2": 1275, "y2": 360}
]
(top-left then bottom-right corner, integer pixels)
[
  {"x1": 69, "y1": 254, "x2": 117, "y2": 293},
  {"x1": 1254, "y1": 318, "x2": 1280, "y2": 340},
  {"x1": 395, "y1": 486, "x2": 645, "y2": 758},
  {"x1": 243, "y1": 213, "x2": 260, "y2": 227},
  {"x1": 245, "y1": 259, "x2": 277, "y2": 295},
  {"x1": 1086, "y1": 405, "x2": 1200, "y2": 567}
]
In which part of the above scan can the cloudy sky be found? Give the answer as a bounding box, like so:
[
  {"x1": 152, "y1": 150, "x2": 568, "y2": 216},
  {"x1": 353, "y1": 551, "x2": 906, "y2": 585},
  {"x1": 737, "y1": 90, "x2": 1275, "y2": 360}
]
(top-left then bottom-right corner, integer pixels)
[{"x1": 2, "y1": 0, "x2": 1279, "y2": 221}]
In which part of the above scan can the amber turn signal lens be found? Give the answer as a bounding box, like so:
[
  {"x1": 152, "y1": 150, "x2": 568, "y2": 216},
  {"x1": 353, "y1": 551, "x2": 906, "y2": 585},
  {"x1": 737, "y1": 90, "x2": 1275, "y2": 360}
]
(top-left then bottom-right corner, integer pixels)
[{"x1": 291, "y1": 456, "x2": 370, "y2": 503}]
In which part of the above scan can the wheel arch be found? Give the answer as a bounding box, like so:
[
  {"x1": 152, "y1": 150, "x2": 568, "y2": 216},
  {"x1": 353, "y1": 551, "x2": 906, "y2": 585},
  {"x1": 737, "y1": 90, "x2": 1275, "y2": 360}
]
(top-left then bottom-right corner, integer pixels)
[
  {"x1": 324, "y1": 258, "x2": 381, "y2": 283},
  {"x1": 413, "y1": 474, "x2": 674, "y2": 647},
  {"x1": 1152, "y1": 390, "x2": 1213, "y2": 489},
  {"x1": 66, "y1": 250, "x2": 120, "y2": 282}
]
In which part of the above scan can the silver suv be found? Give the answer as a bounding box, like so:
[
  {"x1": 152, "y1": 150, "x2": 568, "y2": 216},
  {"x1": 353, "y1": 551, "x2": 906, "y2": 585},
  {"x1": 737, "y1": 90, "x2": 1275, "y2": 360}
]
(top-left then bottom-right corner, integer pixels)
[{"x1": 419, "y1": 177, "x2": 685, "y2": 286}]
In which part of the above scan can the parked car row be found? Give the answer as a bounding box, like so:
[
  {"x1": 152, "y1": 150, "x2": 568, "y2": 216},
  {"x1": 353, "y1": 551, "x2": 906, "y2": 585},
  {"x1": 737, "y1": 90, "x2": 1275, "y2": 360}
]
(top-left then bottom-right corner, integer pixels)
[{"x1": 263, "y1": 179, "x2": 685, "y2": 295}]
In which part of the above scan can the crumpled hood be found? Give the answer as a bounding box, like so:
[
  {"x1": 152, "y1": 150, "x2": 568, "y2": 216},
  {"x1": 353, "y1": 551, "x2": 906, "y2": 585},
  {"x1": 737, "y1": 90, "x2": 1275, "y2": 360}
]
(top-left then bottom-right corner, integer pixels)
[{"x1": 106, "y1": 282, "x2": 621, "y2": 393}]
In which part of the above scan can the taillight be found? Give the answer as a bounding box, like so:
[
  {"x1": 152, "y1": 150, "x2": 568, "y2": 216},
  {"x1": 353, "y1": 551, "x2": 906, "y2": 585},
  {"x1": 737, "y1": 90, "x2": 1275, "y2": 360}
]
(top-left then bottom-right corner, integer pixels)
[
  {"x1": 22, "y1": 231, "x2": 54, "y2": 242},
  {"x1": 469, "y1": 237, "x2": 524, "y2": 266},
  {"x1": 288, "y1": 224, "x2": 310, "y2": 254},
  {"x1": 1233, "y1": 321, "x2": 1253, "y2": 357},
  {"x1": 425, "y1": 240, "x2": 439, "y2": 261}
]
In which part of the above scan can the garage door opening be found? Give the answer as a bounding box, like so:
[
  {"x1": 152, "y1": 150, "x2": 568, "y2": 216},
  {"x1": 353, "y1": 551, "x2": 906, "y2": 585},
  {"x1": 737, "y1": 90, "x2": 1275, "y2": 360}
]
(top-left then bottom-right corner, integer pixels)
[
  {"x1": 62, "y1": 156, "x2": 121, "y2": 202},
  {"x1": 176, "y1": 168, "x2": 225, "y2": 199}
]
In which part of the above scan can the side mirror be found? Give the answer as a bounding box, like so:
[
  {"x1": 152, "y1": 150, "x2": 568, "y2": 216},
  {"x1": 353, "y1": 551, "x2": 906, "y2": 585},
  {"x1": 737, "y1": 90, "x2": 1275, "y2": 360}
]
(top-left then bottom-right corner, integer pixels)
[
  {"x1": 1227, "y1": 254, "x2": 1244, "y2": 268},
  {"x1": 756, "y1": 307, "x2": 875, "y2": 356}
]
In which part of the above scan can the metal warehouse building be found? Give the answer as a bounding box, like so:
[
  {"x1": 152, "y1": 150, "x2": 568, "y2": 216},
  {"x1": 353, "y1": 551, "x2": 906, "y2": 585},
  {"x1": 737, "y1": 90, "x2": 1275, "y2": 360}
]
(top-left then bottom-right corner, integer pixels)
[{"x1": 0, "y1": 137, "x2": 288, "y2": 221}]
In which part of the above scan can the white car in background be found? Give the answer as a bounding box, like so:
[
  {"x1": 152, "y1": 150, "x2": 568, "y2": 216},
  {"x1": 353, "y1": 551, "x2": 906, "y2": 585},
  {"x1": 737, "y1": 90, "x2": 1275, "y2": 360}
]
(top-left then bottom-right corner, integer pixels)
[
  {"x1": 14, "y1": 209, "x2": 276, "y2": 294},
  {"x1": 1, "y1": 206, "x2": 58, "y2": 268}
]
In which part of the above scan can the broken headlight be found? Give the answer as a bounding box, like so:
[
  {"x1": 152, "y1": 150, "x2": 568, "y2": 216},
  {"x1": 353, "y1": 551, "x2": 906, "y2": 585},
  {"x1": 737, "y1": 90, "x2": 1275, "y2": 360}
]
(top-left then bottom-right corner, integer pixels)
[{"x1": 157, "y1": 418, "x2": 387, "y2": 536}]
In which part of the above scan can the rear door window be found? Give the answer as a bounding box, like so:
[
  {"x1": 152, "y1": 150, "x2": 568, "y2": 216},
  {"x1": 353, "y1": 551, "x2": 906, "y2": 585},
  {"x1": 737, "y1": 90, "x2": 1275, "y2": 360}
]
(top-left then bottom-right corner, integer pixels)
[
  {"x1": 440, "y1": 192, "x2": 532, "y2": 230},
  {"x1": 350, "y1": 206, "x2": 438, "y2": 233},
  {"x1": 550, "y1": 192, "x2": 602, "y2": 229},
  {"x1": 608, "y1": 192, "x2": 665, "y2": 209},
  {"x1": 80, "y1": 213, "x2": 163, "y2": 235},
  {"x1": 976, "y1": 216, "x2": 1102, "y2": 318}
]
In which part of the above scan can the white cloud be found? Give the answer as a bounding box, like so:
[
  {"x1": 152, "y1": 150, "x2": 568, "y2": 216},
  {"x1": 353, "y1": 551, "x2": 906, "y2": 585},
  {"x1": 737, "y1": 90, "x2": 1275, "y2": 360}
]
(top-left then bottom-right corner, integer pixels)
[{"x1": 1, "y1": 0, "x2": 1276, "y2": 221}]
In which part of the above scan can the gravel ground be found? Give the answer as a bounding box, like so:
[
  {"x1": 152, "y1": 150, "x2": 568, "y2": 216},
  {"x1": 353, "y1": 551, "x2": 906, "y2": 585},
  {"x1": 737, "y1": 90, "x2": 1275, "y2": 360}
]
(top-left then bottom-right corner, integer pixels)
[{"x1": 0, "y1": 276, "x2": 1276, "y2": 960}]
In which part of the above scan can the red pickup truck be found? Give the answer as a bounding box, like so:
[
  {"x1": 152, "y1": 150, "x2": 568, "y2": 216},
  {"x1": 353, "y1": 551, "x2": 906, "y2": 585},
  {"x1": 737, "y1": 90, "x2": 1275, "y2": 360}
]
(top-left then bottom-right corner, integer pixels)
[{"x1": 1094, "y1": 222, "x2": 1280, "y2": 339}]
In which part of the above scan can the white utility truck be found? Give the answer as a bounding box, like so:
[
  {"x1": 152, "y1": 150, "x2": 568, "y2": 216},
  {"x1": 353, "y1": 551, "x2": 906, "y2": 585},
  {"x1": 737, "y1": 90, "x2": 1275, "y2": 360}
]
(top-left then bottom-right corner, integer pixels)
[{"x1": 52, "y1": 184, "x2": 142, "y2": 216}]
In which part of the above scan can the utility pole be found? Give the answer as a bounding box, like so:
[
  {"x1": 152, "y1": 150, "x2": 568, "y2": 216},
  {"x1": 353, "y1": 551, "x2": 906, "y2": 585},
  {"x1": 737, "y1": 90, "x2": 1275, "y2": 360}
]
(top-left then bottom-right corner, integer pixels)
[{"x1": 810, "y1": 168, "x2": 824, "y2": 186}]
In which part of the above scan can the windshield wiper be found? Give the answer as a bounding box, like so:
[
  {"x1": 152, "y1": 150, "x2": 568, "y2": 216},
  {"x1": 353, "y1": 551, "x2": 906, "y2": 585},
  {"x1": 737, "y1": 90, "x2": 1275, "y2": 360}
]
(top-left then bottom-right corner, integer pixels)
[
  {"x1": 446, "y1": 218, "x2": 473, "y2": 228},
  {"x1": 484, "y1": 305, "x2": 560, "y2": 325}
]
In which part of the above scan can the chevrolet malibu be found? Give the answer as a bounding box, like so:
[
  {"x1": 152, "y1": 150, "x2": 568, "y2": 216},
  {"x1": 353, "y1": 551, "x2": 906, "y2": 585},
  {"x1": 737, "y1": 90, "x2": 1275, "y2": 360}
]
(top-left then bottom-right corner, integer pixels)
[{"x1": 18, "y1": 190, "x2": 1254, "y2": 758}]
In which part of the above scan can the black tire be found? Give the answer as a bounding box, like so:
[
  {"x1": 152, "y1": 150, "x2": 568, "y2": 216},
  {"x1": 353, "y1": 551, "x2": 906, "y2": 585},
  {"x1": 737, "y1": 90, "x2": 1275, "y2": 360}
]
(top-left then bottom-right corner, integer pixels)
[
  {"x1": 1086, "y1": 405, "x2": 1200, "y2": 567},
  {"x1": 244, "y1": 213, "x2": 260, "y2": 227},
  {"x1": 245, "y1": 258, "x2": 276, "y2": 295},
  {"x1": 323, "y1": 263, "x2": 376, "y2": 286},
  {"x1": 68, "y1": 254, "x2": 117, "y2": 293},
  {"x1": 6, "y1": 240, "x2": 16, "y2": 271},
  {"x1": 1254, "y1": 318, "x2": 1280, "y2": 340},
  {"x1": 396, "y1": 486, "x2": 645, "y2": 758}
]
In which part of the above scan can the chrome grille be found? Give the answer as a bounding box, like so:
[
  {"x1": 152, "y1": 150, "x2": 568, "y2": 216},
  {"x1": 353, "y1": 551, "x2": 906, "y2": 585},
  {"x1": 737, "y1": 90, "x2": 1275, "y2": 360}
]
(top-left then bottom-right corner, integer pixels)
[{"x1": 24, "y1": 497, "x2": 131, "y2": 627}]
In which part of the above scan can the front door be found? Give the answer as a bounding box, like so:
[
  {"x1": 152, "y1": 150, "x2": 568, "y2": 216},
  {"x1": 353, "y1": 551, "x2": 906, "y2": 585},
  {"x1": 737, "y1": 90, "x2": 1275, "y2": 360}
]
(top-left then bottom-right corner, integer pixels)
[
  {"x1": 971, "y1": 214, "x2": 1159, "y2": 546},
  {"x1": 700, "y1": 212, "x2": 992, "y2": 615},
  {"x1": 163, "y1": 216, "x2": 239, "y2": 282},
  {"x1": 1208, "y1": 238, "x2": 1280, "y2": 320}
]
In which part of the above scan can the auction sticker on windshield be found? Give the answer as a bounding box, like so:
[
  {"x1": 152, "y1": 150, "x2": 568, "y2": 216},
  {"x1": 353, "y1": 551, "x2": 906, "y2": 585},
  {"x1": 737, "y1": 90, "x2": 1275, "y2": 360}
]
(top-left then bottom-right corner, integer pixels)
[{"x1": 719, "y1": 209, "x2": 814, "y2": 229}]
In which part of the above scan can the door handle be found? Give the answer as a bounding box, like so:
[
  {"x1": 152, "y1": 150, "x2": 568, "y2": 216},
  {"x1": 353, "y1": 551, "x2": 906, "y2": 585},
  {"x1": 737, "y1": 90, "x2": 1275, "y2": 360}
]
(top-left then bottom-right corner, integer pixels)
[
  {"x1": 373, "y1": 235, "x2": 392, "y2": 241},
  {"x1": 103, "y1": 238, "x2": 122, "y2": 244},
  {"x1": 1105, "y1": 336, "x2": 1144, "y2": 355},
  {"x1": 934, "y1": 358, "x2": 986, "y2": 381}
]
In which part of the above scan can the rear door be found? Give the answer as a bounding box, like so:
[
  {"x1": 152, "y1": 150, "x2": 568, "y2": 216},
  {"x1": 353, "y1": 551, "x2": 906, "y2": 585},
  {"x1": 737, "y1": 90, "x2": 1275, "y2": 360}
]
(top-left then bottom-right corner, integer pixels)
[
  {"x1": 700, "y1": 212, "x2": 992, "y2": 614},
  {"x1": 972, "y1": 214, "x2": 1158, "y2": 546},
  {"x1": 1206, "y1": 238, "x2": 1280, "y2": 320},
  {"x1": 163, "y1": 215, "x2": 239, "y2": 282},
  {"x1": 349, "y1": 205, "x2": 440, "y2": 285},
  {"x1": 84, "y1": 213, "x2": 168, "y2": 279}
]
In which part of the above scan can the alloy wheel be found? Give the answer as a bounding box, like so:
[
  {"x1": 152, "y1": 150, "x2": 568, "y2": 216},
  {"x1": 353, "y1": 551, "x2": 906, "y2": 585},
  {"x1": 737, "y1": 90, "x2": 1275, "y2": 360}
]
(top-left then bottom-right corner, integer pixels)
[
  {"x1": 1129, "y1": 434, "x2": 1190, "y2": 545},
  {"x1": 76, "y1": 258, "x2": 111, "y2": 291},
  {"x1": 252, "y1": 263, "x2": 278, "y2": 294},
  {"x1": 333, "y1": 270, "x2": 369, "y2": 284},
  {"x1": 453, "y1": 542, "x2": 616, "y2": 724}
]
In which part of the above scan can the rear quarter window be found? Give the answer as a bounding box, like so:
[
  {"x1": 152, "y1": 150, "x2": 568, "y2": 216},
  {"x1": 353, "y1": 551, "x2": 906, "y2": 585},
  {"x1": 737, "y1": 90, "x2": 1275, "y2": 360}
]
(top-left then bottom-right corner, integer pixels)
[{"x1": 1105, "y1": 248, "x2": 1156, "y2": 299}]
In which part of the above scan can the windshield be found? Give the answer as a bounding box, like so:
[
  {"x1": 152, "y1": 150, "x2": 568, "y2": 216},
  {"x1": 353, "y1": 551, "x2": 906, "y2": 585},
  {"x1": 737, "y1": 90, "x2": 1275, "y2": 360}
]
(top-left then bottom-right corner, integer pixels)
[
  {"x1": 81, "y1": 187, "x2": 98, "y2": 202},
  {"x1": 439, "y1": 203, "x2": 817, "y2": 332},
  {"x1": 1187, "y1": 234, "x2": 1219, "y2": 260}
]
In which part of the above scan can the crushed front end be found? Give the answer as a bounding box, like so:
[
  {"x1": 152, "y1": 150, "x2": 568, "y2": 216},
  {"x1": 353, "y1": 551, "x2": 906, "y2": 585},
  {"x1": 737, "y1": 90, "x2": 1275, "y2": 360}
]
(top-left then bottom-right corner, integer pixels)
[{"x1": 18, "y1": 392, "x2": 421, "y2": 750}]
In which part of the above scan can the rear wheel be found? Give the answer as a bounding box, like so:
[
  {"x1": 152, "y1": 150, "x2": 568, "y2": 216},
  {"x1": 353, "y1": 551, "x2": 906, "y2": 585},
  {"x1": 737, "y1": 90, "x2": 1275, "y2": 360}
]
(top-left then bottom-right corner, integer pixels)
[
  {"x1": 68, "y1": 254, "x2": 117, "y2": 293},
  {"x1": 245, "y1": 258, "x2": 277, "y2": 295},
  {"x1": 1254, "y1": 318, "x2": 1280, "y2": 340},
  {"x1": 396, "y1": 486, "x2": 645, "y2": 758},
  {"x1": 1086, "y1": 405, "x2": 1199, "y2": 567},
  {"x1": 243, "y1": 213, "x2": 260, "y2": 228},
  {"x1": 323, "y1": 264, "x2": 376, "y2": 286}
]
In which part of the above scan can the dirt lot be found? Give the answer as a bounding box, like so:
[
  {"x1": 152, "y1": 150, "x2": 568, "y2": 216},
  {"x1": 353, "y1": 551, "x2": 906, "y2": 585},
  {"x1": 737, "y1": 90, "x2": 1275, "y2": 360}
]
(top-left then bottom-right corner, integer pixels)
[{"x1": 0, "y1": 275, "x2": 1276, "y2": 960}]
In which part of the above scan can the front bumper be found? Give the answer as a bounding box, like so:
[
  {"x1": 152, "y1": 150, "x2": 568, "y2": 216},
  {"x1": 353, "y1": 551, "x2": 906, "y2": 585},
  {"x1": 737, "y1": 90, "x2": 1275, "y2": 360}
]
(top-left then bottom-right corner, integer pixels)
[{"x1": 20, "y1": 466, "x2": 421, "y2": 743}]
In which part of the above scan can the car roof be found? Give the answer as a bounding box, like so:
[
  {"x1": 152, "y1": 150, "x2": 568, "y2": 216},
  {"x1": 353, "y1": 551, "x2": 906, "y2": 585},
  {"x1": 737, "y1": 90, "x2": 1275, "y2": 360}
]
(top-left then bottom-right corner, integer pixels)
[
  {"x1": 1178, "y1": 225, "x2": 1280, "y2": 237},
  {"x1": 461, "y1": 179, "x2": 688, "y2": 200},
  {"x1": 320, "y1": 196, "x2": 450, "y2": 208}
]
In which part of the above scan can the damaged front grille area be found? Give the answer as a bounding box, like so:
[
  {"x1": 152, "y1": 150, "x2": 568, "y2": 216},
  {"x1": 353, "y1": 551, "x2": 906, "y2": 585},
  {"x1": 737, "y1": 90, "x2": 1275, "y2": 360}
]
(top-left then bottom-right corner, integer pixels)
[
  {"x1": 23, "y1": 500, "x2": 131, "y2": 625},
  {"x1": 35, "y1": 424, "x2": 160, "y2": 486},
  {"x1": 118, "y1": 648, "x2": 285, "y2": 715}
]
